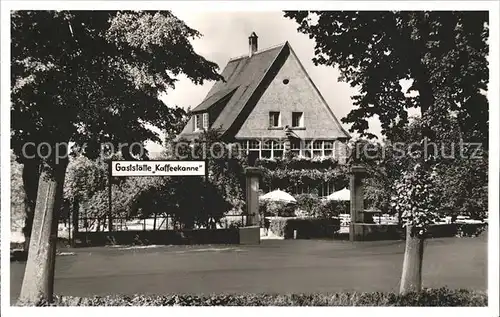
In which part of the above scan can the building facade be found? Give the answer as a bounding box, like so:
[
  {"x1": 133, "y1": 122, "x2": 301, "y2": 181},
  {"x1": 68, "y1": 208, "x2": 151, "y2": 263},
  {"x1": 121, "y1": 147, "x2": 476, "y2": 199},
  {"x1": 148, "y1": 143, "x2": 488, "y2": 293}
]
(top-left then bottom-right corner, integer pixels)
[{"x1": 176, "y1": 32, "x2": 350, "y2": 164}]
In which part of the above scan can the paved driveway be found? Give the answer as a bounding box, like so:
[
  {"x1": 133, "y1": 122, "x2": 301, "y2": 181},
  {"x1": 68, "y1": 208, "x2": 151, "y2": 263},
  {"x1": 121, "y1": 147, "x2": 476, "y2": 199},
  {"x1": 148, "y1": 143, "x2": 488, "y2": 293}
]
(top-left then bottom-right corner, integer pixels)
[{"x1": 10, "y1": 237, "x2": 487, "y2": 303}]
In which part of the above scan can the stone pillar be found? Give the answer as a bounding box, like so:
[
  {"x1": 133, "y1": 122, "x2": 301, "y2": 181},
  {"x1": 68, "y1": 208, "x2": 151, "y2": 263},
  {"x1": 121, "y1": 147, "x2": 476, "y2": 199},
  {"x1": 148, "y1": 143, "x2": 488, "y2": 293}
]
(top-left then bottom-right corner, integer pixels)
[
  {"x1": 245, "y1": 167, "x2": 262, "y2": 226},
  {"x1": 241, "y1": 167, "x2": 262, "y2": 245},
  {"x1": 349, "y1": 165, "x2": 367, "y2": 241}
]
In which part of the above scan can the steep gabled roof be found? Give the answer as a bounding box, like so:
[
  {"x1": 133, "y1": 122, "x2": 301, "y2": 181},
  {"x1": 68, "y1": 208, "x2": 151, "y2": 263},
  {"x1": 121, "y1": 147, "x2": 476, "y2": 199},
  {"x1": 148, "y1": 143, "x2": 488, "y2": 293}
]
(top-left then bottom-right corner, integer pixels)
[
  {"x1": 176, "y1": 43, "x2": 285, "y2": 140},
  {"x1": 208, "y1": 44, "x2": 286, "y2": 132},
  {"x1": 176, "y1": 42, "x2": 350, "y2": 141},
  {"x1": 286, "y1": 45, "x2": 350, "y2": 139},
  {"x1": 191, "y1": 86, "x2": 238, "y2": 113}
]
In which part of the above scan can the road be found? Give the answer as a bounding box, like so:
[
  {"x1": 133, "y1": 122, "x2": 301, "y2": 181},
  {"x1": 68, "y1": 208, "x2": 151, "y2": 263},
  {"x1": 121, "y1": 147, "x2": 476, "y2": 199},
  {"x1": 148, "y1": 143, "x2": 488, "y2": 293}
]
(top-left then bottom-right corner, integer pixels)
[{"x1": 10, "y1": 236, "x2": 487, "y2": 303}]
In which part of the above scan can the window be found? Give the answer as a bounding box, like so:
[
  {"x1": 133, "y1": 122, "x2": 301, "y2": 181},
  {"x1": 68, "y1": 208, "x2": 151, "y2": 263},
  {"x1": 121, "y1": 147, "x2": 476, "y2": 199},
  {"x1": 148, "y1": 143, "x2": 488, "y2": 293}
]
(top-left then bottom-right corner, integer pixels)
[
  {"x1": 290, "y1": 140, "x2": 339, "y2": 158},
  {"x1": 312, "y1": 140, "x2": 323, "y2": 158},
  {"x1": 240, "y1": 141, "x2": 248, "y2": 151},
  {"x1": 269, "y1": 112, "x2": 281, "y2": 128},
  {"x1": 262, "y1": 139, "x2": 272, "y2": 150},
  {"x1": 202, "y1": 113, "x2": 209, "y2": 129},
  {"x1": 194, "y1": 114, "x2": 203, "y2": 131},
  {"x1": 324, "y1": 141, "x2": 334, "y2": 157},
  {"x1": 244, "y1": 139, "x2": 288, "y2": 159},
  {"x1": 247, "y1": 140, "x2": 261, "y2": 165},
  {"x1": 261, "y1": 139, "x2": 272, "y2": 158},
  {"x1": 249, "y1": 140, "x2": 260, "y2": 150},
  {"x1": 312, "y1": 150, "x2": 323, "y2": 158},
  {"x1": 292, "y1": 112, "x2": 304, "y2": 128},
  {"x1": 273, "y1": 140, "x2": 285, "y2": 149},
  {"x1": 290, "y1": 139, "x2": 301, "y2": 157},
  {"x1": 303, "y1": 141, "x2": 312, "y2": 157},
  {"x1": 290, "y1": 140, "x2": 301, "y2": 150},
  {"x1": 261, "y1": 149, "x2": 272, "y2": 158},
  {"x1": 272, "y1": 140, "x2": 285, "y2": 158}
]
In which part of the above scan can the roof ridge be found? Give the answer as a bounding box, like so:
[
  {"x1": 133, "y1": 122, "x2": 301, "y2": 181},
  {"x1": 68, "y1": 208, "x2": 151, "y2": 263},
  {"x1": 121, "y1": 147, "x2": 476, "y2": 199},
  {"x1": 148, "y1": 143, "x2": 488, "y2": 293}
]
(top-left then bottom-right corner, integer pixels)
[{"x1": 228, "y1": 42, "x2": 287, "y2": 62}]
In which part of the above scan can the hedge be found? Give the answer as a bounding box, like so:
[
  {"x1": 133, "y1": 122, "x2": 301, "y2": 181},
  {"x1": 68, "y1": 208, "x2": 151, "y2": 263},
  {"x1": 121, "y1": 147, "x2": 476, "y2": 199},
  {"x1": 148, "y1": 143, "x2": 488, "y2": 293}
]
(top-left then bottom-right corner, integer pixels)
[
  {"x1": 28, "y1": 288, "x2": 486, "y2": 306},
  {"x1": 269, "y1": 217, "x2": 341, "y2": 239},
  {"x1": 268, "y1": 220, "x2": 486, "y2": 241},
  {"x1": 73, "y1": 228, "x2": 239, "y2": 247}
]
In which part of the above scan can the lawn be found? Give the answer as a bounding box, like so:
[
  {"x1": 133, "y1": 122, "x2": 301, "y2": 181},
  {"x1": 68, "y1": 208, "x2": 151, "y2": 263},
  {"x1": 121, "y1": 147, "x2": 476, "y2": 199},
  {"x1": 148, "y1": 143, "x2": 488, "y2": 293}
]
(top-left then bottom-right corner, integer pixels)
[{"x1": 10, "y1": 236, "x2": 487, "y2": 304}]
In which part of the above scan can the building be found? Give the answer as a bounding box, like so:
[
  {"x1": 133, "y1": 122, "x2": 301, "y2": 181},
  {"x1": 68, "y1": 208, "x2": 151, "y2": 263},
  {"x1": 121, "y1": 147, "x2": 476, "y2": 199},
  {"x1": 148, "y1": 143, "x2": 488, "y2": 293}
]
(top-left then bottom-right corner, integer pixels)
[{"x1": 176, "y1": 32, "x2": 350, "y2": 164}]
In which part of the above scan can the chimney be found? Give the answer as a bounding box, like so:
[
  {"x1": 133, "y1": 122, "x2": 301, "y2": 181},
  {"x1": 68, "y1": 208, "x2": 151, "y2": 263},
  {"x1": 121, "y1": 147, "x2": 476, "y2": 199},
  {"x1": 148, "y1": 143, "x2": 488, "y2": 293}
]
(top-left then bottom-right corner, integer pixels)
[{"x1": 248, "y1": 32, "x2": 258, "y2": 57}]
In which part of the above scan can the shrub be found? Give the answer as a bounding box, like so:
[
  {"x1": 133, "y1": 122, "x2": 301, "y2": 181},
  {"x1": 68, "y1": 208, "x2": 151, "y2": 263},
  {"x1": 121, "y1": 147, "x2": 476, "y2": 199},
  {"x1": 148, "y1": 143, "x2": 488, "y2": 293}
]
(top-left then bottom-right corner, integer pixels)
[
  {"x1": 265, "y1": 201, "x2": 296, "y2": 217},
  {"x1": 316, "y1": 200, "x2": 347, "y2": 218},
  {"x1": 228, "y1": 220, "x2": 244, "y2": 229},
  {"x1": 268, "y1": 217, "x2": 340, "y2": 239},
  {"x1": 268, "y1": 217, "x2": 288, "y2": 237},
  {"x1": 295, "y1": 193, "x2": 321, "y2": 217},
  {"x1": 456, "y1": 223, "x2": 488, "y2": 237},
  {"x1": 294, "y1": 195, "x2": 347, "y2": 219},
  {"x1": 44, "y1": 288, "x2": 487, "y2": 306},
  {"x1": 259, "y1": 199, "x2": 268, "y2": 216},
  {"x1": 294, "y1": 208, "x2": 309, "y2": 218}
]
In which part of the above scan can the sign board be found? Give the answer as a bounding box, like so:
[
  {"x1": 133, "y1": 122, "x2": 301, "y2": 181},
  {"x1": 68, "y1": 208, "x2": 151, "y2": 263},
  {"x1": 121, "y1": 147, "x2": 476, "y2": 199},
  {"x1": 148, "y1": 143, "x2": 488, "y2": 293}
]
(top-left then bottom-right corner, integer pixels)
[{"x1": 111, "y1": 160, "x2": 206, "y2": 177}]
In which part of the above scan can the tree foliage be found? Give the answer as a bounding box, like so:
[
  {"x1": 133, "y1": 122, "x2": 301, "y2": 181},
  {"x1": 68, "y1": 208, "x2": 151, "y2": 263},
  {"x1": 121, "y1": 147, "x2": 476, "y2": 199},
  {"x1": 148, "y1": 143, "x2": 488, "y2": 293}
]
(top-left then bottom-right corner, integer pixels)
[
  {"x1": 175, "y1": 128, "x2": 249, "y2": 213},
  {"x1": 392, "y1": 163, "x2": 441, "y2": 238},
  {"x1": 12, "y1": 10, "x2": 224, "y2": 304},
  {"x1": 284, "y1": 11, "x2": 489, "y2": 146},
  {"x1": 11, "y1": 152, "x2": 25, "y2": 232},
  {"x1": 11, "y1": 9, "x2": 224, "y2": 234},
  {"x1": 164, "y1": 106, "x2": 190, "y2": 146},
  {"x1": 359, "y1": 116, "x2": 488, "y2": 219},
  {"x1": 11, "y1": 10, "x2": 223, "y2": 164},
  {"x1": 63, "y1": 155, "x2": 108, "y2": 204}
]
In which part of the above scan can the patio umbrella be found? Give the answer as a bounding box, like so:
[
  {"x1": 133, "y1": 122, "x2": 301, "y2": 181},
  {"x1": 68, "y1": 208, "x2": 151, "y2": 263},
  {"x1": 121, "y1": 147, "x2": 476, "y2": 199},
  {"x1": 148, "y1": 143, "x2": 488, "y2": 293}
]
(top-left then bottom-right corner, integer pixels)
[
  {"x1": 326, "y1": 188, "x2": 350, "y2": 201},
  {"x1": 260, "y1": 189, "x2": 297, "y2": 203}
]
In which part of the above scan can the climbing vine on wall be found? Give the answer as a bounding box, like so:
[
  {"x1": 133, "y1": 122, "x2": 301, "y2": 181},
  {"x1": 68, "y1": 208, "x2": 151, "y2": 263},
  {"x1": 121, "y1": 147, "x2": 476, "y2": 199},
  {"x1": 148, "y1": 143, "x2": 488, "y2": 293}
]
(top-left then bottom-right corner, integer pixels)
[{"x1": 255, "y1": 157, "x2": 349, "y2": 195}]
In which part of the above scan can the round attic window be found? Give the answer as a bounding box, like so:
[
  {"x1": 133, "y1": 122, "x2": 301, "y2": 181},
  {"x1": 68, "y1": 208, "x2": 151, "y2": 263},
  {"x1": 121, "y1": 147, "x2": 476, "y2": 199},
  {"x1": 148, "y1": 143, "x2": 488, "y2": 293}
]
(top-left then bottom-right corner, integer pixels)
[{"x1": 283, "y1": 79, "x2": 290, "y2": 85}]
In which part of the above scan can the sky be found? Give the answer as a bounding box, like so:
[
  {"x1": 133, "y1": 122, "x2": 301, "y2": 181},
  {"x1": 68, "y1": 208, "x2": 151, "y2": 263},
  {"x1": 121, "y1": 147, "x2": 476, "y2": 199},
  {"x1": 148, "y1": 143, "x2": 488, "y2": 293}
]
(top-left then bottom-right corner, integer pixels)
[{"x1": 146, "y1": 11, "x2": 386, "y2": 154}]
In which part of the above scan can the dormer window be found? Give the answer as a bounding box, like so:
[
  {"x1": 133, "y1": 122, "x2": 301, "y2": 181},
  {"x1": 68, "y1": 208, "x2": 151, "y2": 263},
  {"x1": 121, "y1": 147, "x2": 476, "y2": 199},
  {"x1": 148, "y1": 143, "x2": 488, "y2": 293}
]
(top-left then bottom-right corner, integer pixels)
[
  {"x1": 202, "y1": 113, "x2": 209, "y2": 130},
  {"x1": 193, "y1": 112, "x2": 209, "y2": 131},
  {"x1": 194, "y1": 113, "x2": 202, "y2": 131}
]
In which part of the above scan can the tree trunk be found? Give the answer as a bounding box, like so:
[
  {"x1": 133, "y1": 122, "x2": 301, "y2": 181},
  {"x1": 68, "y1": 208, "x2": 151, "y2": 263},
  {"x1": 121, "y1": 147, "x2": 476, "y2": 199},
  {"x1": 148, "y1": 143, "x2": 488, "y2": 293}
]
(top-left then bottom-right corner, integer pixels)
[
  {"x1": 71, "y1": 199, "x2": 79, "y2": 247},
  {"x1": 399, "y1": 225, "x2": 425, "y2": 294},
  {"x1": 18, "y1": 159, "x2": 68, "y2": 305},
  {"x1": 21, "y1": 160, "x2": 41, "y2": 252}
]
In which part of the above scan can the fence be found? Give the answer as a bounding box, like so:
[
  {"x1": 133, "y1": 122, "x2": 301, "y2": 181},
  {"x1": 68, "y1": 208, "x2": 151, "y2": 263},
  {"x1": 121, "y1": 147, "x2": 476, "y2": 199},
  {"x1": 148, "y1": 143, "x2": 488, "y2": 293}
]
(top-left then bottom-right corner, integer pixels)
[
  {"x1": 77, "y1": 216, "x2": 173, "y2": 232},
  {"x1": 73, "y1": 212, "x2": 247, "y2": 233}
]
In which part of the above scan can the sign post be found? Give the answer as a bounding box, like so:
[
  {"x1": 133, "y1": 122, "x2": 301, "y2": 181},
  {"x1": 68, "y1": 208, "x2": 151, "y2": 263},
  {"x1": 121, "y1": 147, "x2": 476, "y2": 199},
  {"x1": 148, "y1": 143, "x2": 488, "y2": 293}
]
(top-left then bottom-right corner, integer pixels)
[
  {"x1": 108, "y1": 161, "x2": 113, "y2": 231},
  {"x1": 108, "y1": 160, "x2": 207, "y2": 231},
  {"x1": 111, "y1": 160, "x2": 206, "y2": 177}
]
